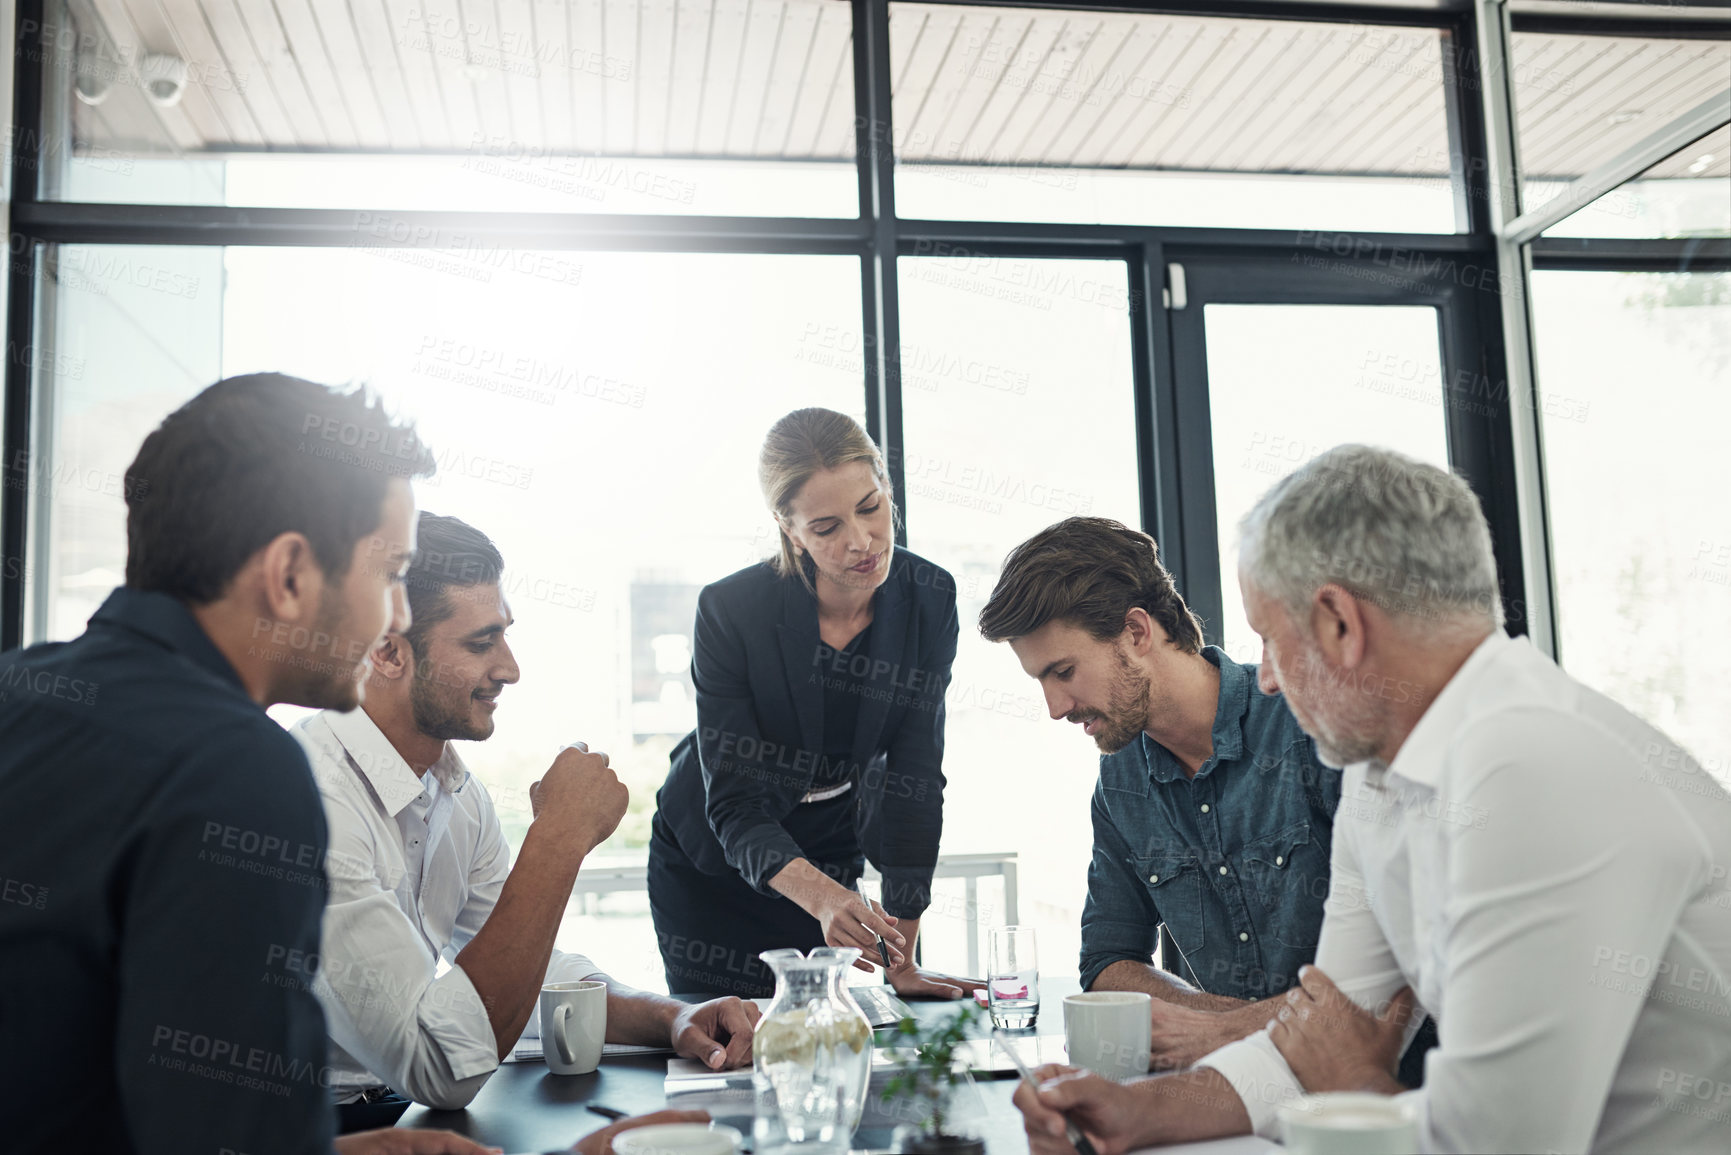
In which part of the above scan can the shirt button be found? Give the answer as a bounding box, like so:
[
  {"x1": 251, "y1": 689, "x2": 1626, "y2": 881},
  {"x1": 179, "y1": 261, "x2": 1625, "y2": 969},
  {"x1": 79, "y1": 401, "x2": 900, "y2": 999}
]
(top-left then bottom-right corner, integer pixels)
[
  {"x1": 1200, "y1": 804, "x2": 1210, "y2": 814},
  {"x1": 1239, "y1": 932, "x2": 1249, "y2": 942},
  {"x1": 1275, "y1": 855, "x2": 1285, "y2": 866},
  {"x1": 1149, "y1": 874, "x2": 1159, "y2": 884},
  {"x1": 1218, "y1": 866, "x2": 1228, "y2": 875}
]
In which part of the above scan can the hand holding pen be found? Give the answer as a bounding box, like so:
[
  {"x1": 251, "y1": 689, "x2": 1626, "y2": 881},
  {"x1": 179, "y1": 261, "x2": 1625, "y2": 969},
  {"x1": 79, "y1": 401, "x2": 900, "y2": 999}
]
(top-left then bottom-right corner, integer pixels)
[
  {"x1": 773, "y1": 859, "x2": 906, "y2": 972},
  {"x1": 854, "y1": 877, "x2": 897, "y2": 972},
  {"x1": 996, "y1": 1032, "x2": 1103, "y2": 1155}
]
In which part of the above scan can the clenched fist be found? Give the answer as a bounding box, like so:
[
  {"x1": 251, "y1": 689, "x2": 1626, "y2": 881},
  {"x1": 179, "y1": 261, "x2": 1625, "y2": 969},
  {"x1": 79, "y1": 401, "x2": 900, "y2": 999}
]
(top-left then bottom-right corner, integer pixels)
[{"x1": 530, "y1": 741, "x2": 628, "y2": 855}]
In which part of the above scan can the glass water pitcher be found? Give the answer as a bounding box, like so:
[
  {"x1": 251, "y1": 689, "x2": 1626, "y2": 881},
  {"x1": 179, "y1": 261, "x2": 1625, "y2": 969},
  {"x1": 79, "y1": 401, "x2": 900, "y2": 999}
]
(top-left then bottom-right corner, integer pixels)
[{"x1": 752, "y1": 947, "x2": 874, "y2": 1154}]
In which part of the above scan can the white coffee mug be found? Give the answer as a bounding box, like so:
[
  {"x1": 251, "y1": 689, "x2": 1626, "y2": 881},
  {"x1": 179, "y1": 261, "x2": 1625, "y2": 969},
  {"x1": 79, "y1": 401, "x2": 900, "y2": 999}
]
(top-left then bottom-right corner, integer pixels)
[
  {"x1": 1062, "y1": 991, "x2": 1151, "y2": 1081},
  {"x1": 540, "y1": 979, "x2": 607, "y2": 1075},
  {"x1": 1279, "y1": 1092, "x2": 1418, "y2": 1155},
  {"x1": 613, "y1": 1123, "x2": 744, "y2": 1155}
]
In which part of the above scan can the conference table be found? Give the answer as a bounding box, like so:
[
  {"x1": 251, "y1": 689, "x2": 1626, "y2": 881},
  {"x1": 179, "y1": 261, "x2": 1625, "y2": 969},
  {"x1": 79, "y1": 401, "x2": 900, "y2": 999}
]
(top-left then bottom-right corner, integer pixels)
[{"x1": 398, "y1": 978, "x2": 1279, "y2": 1155}]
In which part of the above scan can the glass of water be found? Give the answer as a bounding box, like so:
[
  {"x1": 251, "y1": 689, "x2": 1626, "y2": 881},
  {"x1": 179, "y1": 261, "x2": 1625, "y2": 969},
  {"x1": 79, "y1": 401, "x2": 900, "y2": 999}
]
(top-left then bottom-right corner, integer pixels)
[{"x1": 987, "y1": 926, "x2": 1039, "y2": 1031}]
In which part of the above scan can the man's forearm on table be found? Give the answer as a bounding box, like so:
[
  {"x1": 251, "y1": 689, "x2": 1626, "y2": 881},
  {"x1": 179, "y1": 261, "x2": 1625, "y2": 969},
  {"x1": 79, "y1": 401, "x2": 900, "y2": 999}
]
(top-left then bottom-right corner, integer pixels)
[
  {"x1": 1092, "y1": 959, "x2": 1247, "y2": 1012},
  {"x1": 588, "y1": 973, "x2": 680, "y2": 1047},
  {"x1": 1126, "y1": 1068, "x2": 1256, "y2": 1147},
  {"x1": 454, "y1": 822, "x2": 588, "y2": 1058}
]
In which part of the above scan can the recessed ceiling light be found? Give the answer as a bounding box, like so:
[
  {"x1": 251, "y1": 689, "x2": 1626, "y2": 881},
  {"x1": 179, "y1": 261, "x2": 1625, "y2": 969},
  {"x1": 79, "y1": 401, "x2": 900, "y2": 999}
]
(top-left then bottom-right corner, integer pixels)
[
  {"x1": 1687, "y1": 153, "x2": 1716, "y2": 174},
  {"x1": 1606, "y1": 110, "x2": 1643, "y2": 126}
]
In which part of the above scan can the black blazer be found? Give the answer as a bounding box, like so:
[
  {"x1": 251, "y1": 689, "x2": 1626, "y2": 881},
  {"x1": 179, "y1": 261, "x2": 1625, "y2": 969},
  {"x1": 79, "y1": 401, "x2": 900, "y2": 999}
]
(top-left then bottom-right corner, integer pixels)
[{"x1": 655, "y1": 546, "x2": 959, "y2": 919}]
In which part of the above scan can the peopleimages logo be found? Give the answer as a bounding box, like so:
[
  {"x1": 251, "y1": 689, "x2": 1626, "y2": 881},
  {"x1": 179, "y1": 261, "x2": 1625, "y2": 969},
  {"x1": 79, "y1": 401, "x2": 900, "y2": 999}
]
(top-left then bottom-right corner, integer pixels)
[
  {"x1": 57, "y1": 248, "x2": 201, "y2": 300},
  {"x1": 148, "y1": 1024, "x2": 334, "y2": 1096},
  {"x1": 0, "y1": 664, "x2": 99, "y2": 706},
  {"x1": 1, "y1": 876, "x2": 49, "y2": 910}
]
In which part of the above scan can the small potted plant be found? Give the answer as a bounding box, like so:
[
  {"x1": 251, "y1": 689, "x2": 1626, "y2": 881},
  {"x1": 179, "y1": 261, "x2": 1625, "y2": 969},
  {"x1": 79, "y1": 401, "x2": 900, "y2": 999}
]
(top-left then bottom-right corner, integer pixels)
[{"x1": 880, "y1": 1003, "x2": 987, "y2": 1155}]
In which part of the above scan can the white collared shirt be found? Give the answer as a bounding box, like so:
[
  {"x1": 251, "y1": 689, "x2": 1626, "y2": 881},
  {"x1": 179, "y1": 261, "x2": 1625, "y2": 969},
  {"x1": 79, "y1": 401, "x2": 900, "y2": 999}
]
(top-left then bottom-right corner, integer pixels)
[
  {"x1": 293, "y1": 709, "x2": 601, "y2": 1109},
  {"x1": 1198, "y1": 631, "x2": 1731, "y2": 1154}
]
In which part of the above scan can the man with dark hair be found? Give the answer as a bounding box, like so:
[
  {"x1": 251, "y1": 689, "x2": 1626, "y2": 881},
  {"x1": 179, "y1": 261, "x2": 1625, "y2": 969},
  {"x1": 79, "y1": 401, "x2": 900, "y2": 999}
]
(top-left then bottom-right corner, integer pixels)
[
  {"x1": 1015, "y1": 447, "x2": 1728, "y2": 1154},
  {"x1": 0, "y1": 375, "x2": 493, "y2": 1153},
  {"x1": 980, "y1": 517, "x2": 1376, "y2": 1071},
  {"x1": 296, "y1": 512, "x2": 760, "y2": 1128}
]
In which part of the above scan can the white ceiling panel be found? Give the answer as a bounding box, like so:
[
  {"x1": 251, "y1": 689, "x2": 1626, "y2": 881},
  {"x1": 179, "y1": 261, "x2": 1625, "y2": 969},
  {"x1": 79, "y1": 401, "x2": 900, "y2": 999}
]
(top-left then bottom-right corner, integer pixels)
[
  {"x1": 1511, "y1": 32, "x2": 1731, "y2": 179},
  {"x1": 54, "y1": 0, "x2": 1727, "y2": 191}
]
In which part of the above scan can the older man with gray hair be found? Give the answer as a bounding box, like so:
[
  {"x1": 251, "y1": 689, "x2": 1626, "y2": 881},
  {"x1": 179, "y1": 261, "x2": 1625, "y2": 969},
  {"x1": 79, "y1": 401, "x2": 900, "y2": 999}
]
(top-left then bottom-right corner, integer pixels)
[{"x1": 1012, "y1": 445, "x2": 1731, "y2": 1154}]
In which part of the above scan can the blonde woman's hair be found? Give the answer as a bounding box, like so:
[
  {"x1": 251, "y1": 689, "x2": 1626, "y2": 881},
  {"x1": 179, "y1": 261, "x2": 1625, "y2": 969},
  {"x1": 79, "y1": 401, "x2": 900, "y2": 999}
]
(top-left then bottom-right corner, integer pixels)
[{"x1": 760, "y1": 408, "x2": 895, "y2": 589}]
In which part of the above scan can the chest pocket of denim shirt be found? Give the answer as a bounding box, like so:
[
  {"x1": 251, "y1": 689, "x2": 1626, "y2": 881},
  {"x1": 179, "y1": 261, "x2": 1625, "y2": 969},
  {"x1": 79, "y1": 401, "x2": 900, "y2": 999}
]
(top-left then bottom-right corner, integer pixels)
[
  {"x1": 1133, "y1": 854, "x2": 1205, "y2": 956},
  {"x1": 1242, "y1": 821, "x2": 1328, "y2": 950}
]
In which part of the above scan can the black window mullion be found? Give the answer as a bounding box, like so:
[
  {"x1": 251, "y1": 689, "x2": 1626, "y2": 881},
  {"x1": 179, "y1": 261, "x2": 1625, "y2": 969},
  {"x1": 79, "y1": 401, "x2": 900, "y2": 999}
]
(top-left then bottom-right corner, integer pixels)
[
  {"x1": 1130, "y1": 242, "x2": 1186, "y2": 589},
  {"x1": 3, "y1": 0, "x2": 46, "y2": 651},
  {"x1": 1443, "y1": 6, "x2": 1533, "y2": 640},
  {"x1": 1166, "y1": 265, "x2": 1226, "y2": 646},
  {"x1": 854, "y1": 0, "x2": 906, "y2": 547}
]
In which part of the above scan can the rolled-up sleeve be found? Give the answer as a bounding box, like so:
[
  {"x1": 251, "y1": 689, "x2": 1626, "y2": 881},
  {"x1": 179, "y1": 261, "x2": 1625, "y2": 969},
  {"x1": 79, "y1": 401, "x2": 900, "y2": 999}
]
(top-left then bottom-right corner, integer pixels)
[
  {"x1": 314, "y1": 795, "x2": 499, "y2": 1111},
  {"x1": 450, "y1": 782, "x2": 607, "y2": 1057},
  {"x1": 1079, "y1": 782, "x2": 1160, "y2": 991},
  {"x1": 545, "y1": 949, "x2": 606, "y2": 985},
  {"x1": 690, "y1": 585, "x2": 808, "y2": 894},
  {"x1": 447, "y1": 783, "x2": 603, "y2": 991}
]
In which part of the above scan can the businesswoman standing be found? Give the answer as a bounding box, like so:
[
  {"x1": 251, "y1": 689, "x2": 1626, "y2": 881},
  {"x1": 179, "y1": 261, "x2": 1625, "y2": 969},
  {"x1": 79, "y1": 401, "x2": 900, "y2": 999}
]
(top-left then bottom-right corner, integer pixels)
[{"x1": 649, "y1": 408, "x2": 973, "y2": 1000}]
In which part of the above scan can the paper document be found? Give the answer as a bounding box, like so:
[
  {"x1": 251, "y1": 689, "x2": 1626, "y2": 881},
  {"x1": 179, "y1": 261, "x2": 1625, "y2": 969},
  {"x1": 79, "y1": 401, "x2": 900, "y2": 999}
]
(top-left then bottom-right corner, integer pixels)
[
  {"x1": 506, "y1": 996, "x2": 780, "y2": 1064},
  {"x1": 667, "y1": 1057, "x2": 753, "y2": 1082},
  {"x1": 664, "y1": 1057, "x2": 755, "y2": 1117},
  {"x1": 1125, "y1": 1137, "x2": 1283, "y2": 1154},
  {"x1": 504, "y1": 1040, "x2": 676, "y2": 1063},
  {"x1": 507, "y1": 1007, "x2": 695, "y2": 1064}
]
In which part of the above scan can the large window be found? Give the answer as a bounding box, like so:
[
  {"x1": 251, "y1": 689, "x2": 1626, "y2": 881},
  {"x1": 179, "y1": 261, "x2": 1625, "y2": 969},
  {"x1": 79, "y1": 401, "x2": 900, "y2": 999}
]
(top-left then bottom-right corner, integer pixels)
[
  {"x1": 12, "y1": 0, "x2": 1716, "y2": 998},
  {"x1": 1532, "y1": 269, "x2": 1731, "y2": 786},
  {"x1": 1204, "y1": 304, "x2": 1452, "y2": 660},
  {"x1": 36, "y1": 244, "x2": 864, "y2": 986}
]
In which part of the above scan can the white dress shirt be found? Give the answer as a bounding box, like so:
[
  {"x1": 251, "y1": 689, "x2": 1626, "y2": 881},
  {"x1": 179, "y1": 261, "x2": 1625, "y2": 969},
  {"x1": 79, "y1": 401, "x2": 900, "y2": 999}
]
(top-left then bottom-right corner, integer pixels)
[
  {"x1": 293, "y1": 708, "x2": 602, "y2": 1109},
  {"x1": 1198, "y1": 631, "x2": 1731, "y2": 1154}
]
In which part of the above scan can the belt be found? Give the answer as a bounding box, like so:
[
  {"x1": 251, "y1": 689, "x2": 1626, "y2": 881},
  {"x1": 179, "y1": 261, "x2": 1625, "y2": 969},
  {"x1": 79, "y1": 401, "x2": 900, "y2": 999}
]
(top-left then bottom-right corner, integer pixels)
[{"x1": 800, "y1": 780, "x2": 854, "y2": 804}]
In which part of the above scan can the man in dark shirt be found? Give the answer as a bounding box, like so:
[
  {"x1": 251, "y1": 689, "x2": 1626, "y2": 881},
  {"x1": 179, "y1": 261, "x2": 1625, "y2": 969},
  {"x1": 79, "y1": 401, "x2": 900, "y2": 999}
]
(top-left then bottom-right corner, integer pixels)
[
  {"x1": 0, "y1": 375, "x2": 490, "y2": 1154},
  {"x1": 980, "y1": 518, "x2": 1433, "y2": 1078}
]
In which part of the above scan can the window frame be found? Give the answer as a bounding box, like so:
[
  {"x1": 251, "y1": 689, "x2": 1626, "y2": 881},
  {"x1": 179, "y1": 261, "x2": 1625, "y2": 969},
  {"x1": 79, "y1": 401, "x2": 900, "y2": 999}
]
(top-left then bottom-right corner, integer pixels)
[
  {"x1": 5, "y1": 0, "x2": 1728, "y2": 654},
  {"x1": 1163, "y1": 249, "x2": 1513, "y2": 644}
]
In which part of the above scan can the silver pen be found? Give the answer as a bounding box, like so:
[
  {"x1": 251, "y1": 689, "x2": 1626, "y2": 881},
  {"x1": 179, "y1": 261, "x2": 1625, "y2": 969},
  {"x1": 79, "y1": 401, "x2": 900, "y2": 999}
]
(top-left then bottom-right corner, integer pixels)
[
  {"x1": 854, "y1": 877, "x2": 894, "y2": 970},
  {"x1": 994, "y1": 1030, "x2": 1100, "y2": 1155}
]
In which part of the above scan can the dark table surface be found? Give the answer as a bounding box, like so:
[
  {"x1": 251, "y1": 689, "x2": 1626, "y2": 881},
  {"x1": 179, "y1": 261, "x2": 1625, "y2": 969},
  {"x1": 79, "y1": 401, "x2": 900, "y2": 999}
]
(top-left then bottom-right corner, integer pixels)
[{"x1": 399, "y1": 979, "x2": 1082, "y2": 1155}]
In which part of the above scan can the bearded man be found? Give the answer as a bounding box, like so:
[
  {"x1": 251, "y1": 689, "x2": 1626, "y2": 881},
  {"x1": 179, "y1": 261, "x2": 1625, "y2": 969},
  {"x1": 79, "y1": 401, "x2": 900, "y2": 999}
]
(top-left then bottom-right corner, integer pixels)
[
  {"x1": 294, "y1": 513, "x2": 757, "y2": 1131},
  {"x1": 979, "y1": 516, "x2": 1434, "y2": 1080}
]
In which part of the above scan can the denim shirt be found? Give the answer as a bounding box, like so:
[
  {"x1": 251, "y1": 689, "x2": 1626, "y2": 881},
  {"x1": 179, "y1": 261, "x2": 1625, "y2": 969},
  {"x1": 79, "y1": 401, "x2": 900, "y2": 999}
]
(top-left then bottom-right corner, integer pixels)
[{"x1": 1078, "y1": 646, "x2": 1340, "y2": 1002}]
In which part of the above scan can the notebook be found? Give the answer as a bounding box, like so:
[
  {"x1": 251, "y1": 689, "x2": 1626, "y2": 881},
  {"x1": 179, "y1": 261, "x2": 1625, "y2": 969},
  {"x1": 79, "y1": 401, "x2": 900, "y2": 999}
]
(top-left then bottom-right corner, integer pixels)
[{"x1": 847, "y1": 984, "x2": 916, "y2": 1029}]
